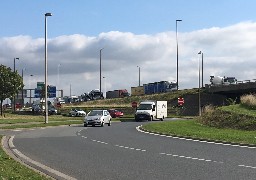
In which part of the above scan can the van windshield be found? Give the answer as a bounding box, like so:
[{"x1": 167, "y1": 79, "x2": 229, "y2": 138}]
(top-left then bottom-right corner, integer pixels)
[{"x1": 137, "y1": 104, "x2": 152, "y2": 110}]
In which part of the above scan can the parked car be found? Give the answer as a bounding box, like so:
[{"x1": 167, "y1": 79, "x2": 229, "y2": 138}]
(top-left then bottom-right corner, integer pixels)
[
  {"x1": 69, "y1": 109, "x2": 86, "y2": 117},
  {"x1": 32, "y1": 104, "x2": 43, "y2": 113},
  {"x1": 32, "y1": 104, "x2": 57, "y2": 115},
  {"x1": 3, "y1": 103, "x2": 12, "y2": 109},
  {"x1": 84, "y1": 110, "x2": 111, "y2": 127},
  {"x1": 108, "y1": 109, "x2": 124, "y2": 118},
  {"x1": 48, "y1": 105, "x2": 57, "y2": 115}
]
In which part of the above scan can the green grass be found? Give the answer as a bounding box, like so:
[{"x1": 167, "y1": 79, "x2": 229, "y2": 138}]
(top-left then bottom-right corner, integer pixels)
[
  {"x1": 142, "y1": 120, "x2": 256, "y2": 145},
  {"x1": 220, "y1": 104, "x2": 256, "y2": 117},
  {"x1": 0, "y1": 113, "x2": 84, "y2": 129},
  {"x1": 0, "y1": 120, "x2": 83, "y2": 129},
  {"x1": 0, "y1": 136, "x2": 50, "y2": 180}
]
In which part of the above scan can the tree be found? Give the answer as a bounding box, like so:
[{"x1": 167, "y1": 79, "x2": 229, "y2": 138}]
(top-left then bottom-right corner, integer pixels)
[{"x1": 0, "y1": 64, "x2": 23, "y2": 116}]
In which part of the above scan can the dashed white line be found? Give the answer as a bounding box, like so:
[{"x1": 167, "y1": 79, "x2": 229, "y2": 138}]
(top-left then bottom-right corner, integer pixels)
[
  {"x1": 238, "y1": 165, "x2": 256, "y2": 169},
  {"x1": 115, "y1": 145, "x2": 146, "y2": 152},
  {"x1": 160, "y1": 152, "x2": 223, "y2": 164}
]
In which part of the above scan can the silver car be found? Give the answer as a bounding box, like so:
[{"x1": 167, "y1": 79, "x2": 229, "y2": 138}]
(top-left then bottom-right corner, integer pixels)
[{"x1": 84, "y1": 110, "x2": 111, "y2": 127}]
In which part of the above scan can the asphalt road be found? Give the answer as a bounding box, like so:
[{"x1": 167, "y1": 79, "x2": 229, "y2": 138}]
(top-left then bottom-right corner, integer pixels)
[{"x1": 4, "y1": 119, "x2": 256, "y2": 180}]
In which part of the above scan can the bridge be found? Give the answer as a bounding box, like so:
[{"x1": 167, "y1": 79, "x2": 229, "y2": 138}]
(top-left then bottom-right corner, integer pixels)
[{"x1": 205, "y1": 80, "x2": 256, "y2": 95}]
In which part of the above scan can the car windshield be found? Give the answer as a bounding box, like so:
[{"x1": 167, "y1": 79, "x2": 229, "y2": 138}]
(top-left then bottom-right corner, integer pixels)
[{"x1": 88, "y1": 110, "x2": 103, "y2": 116}]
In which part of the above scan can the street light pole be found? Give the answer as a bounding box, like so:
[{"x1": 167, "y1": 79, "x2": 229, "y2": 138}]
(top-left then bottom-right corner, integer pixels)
[
  {"x1": 103, "y1": 76, "x2": 106, "y2": 98},
  {"x1": 57, "y1": 64, "x2": 61, "y2": 97},
  {"x1": 44, "y1": 12, "x2": 52, "y2": 124},
  {"x1": 13, "y1": 57, "x2": 19, "y2": 112},
  {"x1": 21, "y1": 68, "x2": 25, "y2": 107},
  {"x1": 137, "y1": 66, "x2": 141, "y2": 86},
  {"x1": 201, "y1": 52, "x2": 204, "y2": 88},
  {"x1": 13, "y1": 58, "x2": 19, "y2": 73},
  {"x1": 29, "y1": 74, "x2": 33, "y2": 105},
  {"x1": 198, "y1": 51, "x2": 202, "y2": 116},
  {"x1": 176, "y1": 19, "x2": 182, "y2": 90},
  {"x1": 100, "y1": 48, "x2": 104, "y2": 94}
]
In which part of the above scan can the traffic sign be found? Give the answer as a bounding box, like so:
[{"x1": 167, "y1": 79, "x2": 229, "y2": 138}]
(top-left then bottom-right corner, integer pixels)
[
  {"x1": 131, "y1": 101, "x2": 138, "y2": 108},
  {"x1": 178, "y1": 97, "x2": 184, "y2": 106}
]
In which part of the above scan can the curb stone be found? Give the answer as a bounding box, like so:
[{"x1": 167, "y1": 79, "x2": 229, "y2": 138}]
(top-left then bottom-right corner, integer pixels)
[{"x1": 139, "y1": 126, "x2": 256, "y2": 148}]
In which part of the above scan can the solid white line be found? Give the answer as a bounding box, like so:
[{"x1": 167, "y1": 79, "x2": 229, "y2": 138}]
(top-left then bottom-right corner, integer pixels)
[{"x1": 12, "y1": 149, "x2": 76, "y2": 180}]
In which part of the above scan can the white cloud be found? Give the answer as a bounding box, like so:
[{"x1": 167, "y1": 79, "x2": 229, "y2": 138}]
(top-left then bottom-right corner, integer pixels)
[{"x1": 2, "y1": 21, "x2": 256, "y2": 98}]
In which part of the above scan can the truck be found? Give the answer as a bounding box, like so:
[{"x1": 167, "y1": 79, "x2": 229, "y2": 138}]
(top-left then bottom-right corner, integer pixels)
[
  {"x1": 106, "y1": 89, "x2": 129, "y2": 99},
  {"x1": 134, "y1": 101, "x2": 167, "y2": 121},
  {"x1": 210, "y1": 76, "x2": 237, "y2": 85}
]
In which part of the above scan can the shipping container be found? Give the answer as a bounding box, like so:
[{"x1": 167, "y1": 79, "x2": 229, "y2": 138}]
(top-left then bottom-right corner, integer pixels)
[
  {"x1": 131, "y1": 86, "x2": 144, "y2": 96},
  {"x1": 106, "y1": 89, "x2": 129, "y2": 99}
]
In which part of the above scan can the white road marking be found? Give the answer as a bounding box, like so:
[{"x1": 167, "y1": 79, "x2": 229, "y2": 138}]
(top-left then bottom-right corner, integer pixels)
[
  {"x1": 136, "y1": 126, "x2": 256, "y2": 149},
  {"x1": 159, "y1": 152, "x2": 223, "y2": 164}
]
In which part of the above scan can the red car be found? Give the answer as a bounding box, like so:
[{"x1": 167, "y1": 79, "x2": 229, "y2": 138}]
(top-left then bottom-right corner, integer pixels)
[{"x1": 108, "y1": 109, "x2": 124, "y2": 118}]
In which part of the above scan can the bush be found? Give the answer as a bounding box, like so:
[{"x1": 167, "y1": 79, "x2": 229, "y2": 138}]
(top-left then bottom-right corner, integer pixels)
[
  {"x1": 198, "y1": 105, "x2": 256, "y2": 131},
  {"x1": 240, "y1": 94, "x2": 256, "y2": 109}
]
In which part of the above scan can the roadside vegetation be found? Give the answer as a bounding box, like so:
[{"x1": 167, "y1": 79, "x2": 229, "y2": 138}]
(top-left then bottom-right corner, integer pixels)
[
  {"x1": 0, "y1": 135, "x2": 50, "y2": 180},
  {"x1": 143, "y1": 94, "x2": 256, "y2": 145}
]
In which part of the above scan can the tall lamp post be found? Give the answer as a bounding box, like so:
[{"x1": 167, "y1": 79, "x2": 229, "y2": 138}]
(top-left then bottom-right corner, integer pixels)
[
  {"x1": 137, "y1": 66, "x2": 141, "y2": 86},
  {"x1": 57, "y1": 64, "x2": 61, "y2": 97},
  {"x1": 198, "y1": 51, "x2": 202, "y2": 116},
  {"x1": 13, "y1": 57, "x2": 19, "y2": 111},
  {"x1": 201, "y1": 52, "x2": 204, "y2": 88},
  {"x1": 29, "y1": 74, "x2": 33, "y2": 105},
  {"x1": 44, "y1": 12, "x2": 52, "y2": 124},
  {"x1": 21, "y1": 68, "x2": 26, "y2": 107},
  {"x1": 176, "y1": 19, "x2": 182, "y2": 90},
  {"x1": 103, "y1": 76, "x2": 106, "y2": 98},
  {"x1": 100, "y1": 48, "x2": 104, "y2": 94}
]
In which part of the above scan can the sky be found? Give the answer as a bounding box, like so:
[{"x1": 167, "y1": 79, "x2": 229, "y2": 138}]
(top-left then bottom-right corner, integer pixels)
[{"x1": 1, "y1": 0, "x2": 256, "y2": 101}]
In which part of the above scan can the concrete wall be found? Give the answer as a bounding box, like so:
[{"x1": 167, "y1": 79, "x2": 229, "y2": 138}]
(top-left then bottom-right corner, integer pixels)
[{"x1": 169, "y1": 93, "x2": 228, "y2": 116}]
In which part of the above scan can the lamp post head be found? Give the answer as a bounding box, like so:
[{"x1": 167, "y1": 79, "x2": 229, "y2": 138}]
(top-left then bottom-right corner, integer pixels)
[
  {"x1": 198, "y1": 51, "x2": 202, "y2": 54},
  {"x1": 45, "y1": 13, "x2": 52, "y2": 16},
  {"x1": 176, "y1": 19, "x2": 182, "y2": 22}
]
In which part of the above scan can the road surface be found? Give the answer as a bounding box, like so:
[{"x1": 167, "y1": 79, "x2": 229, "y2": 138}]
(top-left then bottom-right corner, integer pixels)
[{"x1": 4, "y1": 120, "x2": 256, "y2": 180}]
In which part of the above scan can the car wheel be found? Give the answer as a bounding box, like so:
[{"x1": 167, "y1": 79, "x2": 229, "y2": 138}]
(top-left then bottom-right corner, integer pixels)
[
  {"x1": 149, "y1": 116, "x2": 153, "y2": 121},
  {"x1": 108, "y1": 120, "x2": 111, "y2": 126},
  {"x1": 101, "y1": 122, "x2": 104, "y2": 127},
  {"x1": 84, "y1": 123, "x2": 87, "y2": 127}
]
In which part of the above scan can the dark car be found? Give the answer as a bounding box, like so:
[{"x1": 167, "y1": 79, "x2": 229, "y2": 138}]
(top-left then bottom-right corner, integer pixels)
[
  {"x1": 108, "y1": 109, "x2": 124, "y2": 118},
  {"x1": 3, "y1": 103, "x2": 12, "y2": 109}
]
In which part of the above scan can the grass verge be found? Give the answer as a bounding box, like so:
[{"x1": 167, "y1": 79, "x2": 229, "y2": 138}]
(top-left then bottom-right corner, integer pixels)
[
  {"x1": 0, "y1": 136, "x2": 50, "y2": 180},
  {"x1": 0, "y1": 120, "x2": 83, "y2": 129},
  {"x1": 142, "y1": 120, "x2": 256, "y2": 145}
]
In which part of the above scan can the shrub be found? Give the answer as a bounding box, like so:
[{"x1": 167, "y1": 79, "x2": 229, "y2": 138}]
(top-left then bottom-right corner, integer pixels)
[
  {"x1": 198, "y1": 105, "x2": 256, "y2": 131},
  {"x1": 240, "y1": 94, "x2": 256, "y2": 109}
]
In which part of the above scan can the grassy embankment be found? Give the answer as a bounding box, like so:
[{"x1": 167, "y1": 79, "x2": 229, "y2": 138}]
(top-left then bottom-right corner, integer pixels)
[{"x1": 143, "y1": 94, "x2": 256, "y2": 145}]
